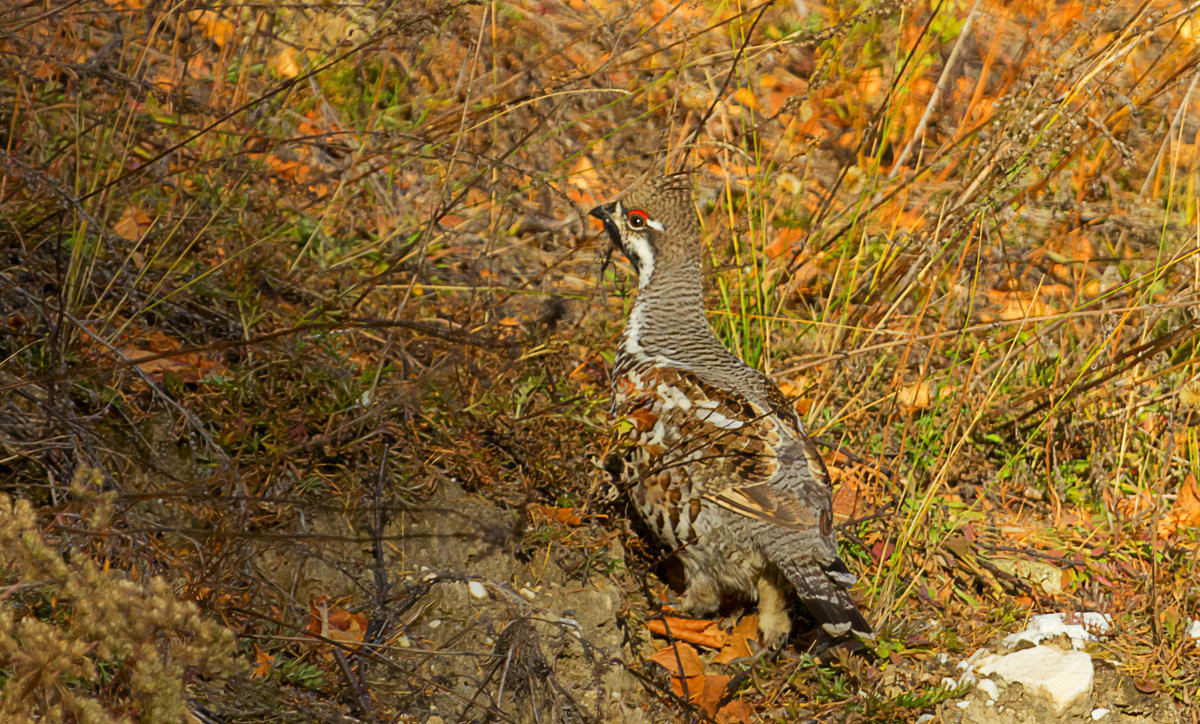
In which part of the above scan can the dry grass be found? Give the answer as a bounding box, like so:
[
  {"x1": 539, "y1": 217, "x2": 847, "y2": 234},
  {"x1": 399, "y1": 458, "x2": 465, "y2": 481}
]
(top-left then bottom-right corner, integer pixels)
[{"x1": 1, "y1": 0, "x2": 1198, "y2": 720}]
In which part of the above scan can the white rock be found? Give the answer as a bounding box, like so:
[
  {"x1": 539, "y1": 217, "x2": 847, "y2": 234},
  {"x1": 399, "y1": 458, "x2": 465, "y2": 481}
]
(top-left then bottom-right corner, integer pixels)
[
  {"x1": 977, "y1": 645, "x2": 1094, "y2": 715},
  {"x1": 468, "y1": 581, "x2": 488, "y2": 599},
  {"x1": 915, "y1": 715, "x2": 934, "y2": 724},
  {"x1": 963, "y1": 647, "x2": 991, "y2": 667},
  {"x1": 1187, "y1": 619, "x2": 1200, "y2": 640},
  {"x1": 1092, "y1": 708, "x2": 1110, "y2": 720},
  {"x1": 977, "y1": 678, "x2": 1000, "y2": 701},
  {"x1": 1003, "y1": 612, "x2": 1111, "y2": 650},
  {"x1": 956, "y1": 700, "x2": 971, "y2": 709}
]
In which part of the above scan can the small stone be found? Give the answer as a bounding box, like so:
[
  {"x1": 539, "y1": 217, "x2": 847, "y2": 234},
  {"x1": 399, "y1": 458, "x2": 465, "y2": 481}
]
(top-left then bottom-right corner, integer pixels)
[
  {"x1": 1187, "y1": 619, "x2": 1200, "y2": 640},
  {"x1": 978, "y1": 645, "x2": 1094, "y2": 715},
  {"x1": 520, "y1": 587, "x2": 537, "y2": 600},
  {"x1": 977, "y1": 678, "x2": 1000, "y2": 701},
  {"x1": 468, "y1": 581, "x2": 488, "y2": 599},
  {"x1": 956, "y1": 700, "x2": 971, "y2": 709},
  {"x1": 915, "y1": 715, "x2": 934, "y2": 724},
  {"x1": 427, "y1": 619, "x2": 441, "y2": 629},
  {"x1": 1091, "y1": 708, "x2": 1110, "y2": 720}
]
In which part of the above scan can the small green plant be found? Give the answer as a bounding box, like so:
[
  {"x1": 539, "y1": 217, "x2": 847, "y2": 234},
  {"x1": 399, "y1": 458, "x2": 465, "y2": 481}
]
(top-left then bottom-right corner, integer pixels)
[{"x1": 275, "y1": 657, "x2": 326, "y2": 690}]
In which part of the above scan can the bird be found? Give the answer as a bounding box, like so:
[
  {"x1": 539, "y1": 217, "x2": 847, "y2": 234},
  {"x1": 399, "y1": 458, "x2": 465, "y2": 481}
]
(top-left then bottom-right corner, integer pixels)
[{"x1": 589, "y1": 173, "x2": 872, "y2": 649}]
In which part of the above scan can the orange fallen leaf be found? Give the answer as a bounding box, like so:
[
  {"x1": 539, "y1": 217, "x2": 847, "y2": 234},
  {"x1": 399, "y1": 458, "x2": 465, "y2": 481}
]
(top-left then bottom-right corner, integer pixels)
[
  {"x1": 306, "y1": 595, "x2": 368, "y2": 651},
  {"x1": 648, "y1": 642, "x2": 704, "y2": 678},
  {"x1": 831, "y1": 479, "x2": 862, "y2": 522},
  {"x1": 697, "y1": 673, "x2": 731, "y2": 717},
  {"x1": 718, "y1": 700, "x2": 753, "y2": 723},
  {"x1": 270, "y1": 47, "x2": 302, "y2": 79},
  {"x1": 567, "y1": 156, "x2": 601, "y2": 204},
  {"x1": 114, "y1": 204, "x2": 151, "y2": 241},
  {"x1": 766, "y1": 227, "x2": 805, "y2": 260},
  {"x1": 533, "y1": 505, "x2": 582, "y2": 526},
  {"x1": 251, "y1": 645, "x2": 274, "y2": 679},
  {"x1": 187, "y1": 9, "x2": 236, "y2": 48},
  {"x1": 714, "y1": 614, "x2": 758, "y2": 664},
  {"x1": 1114, "y1": 490, "x2": 1155, "y2": 520},
  {"x1": 111, "y1": 328, "x2": 222, "y2": 382},
  {"x1": 897, "y1": 380, "x2": 931, "y2": 411},
  {"x1": 1157, "y1": 474, "x2": 1200, "y2": 539},
  {"x1": 731, "y1": 87, "x2": 758, "y2": 110},
  {"x1": 648, "y1": 642, "x2": 707, "y2": 701},
  {"x1": 645, "y1": 616, "x2": 727, "y2": 649}
]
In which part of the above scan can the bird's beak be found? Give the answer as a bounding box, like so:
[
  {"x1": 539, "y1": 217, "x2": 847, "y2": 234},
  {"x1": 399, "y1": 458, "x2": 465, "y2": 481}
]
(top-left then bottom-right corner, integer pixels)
[{"x1": 589, "y1": 202, "x2": 621, "y2": 249}]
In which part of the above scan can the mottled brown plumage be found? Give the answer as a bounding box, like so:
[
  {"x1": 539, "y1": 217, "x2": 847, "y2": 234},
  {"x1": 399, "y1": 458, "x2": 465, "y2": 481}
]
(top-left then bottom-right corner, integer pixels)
[{"x1": 591, "y1": 174, "x2": 871, "y2": 648}]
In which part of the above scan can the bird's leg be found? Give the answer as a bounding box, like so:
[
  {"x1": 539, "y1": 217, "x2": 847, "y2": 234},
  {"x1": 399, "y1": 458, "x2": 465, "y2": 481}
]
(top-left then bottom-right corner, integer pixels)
[{"x1": 755, "y1": 574, "x2": 792, "y2": 649}]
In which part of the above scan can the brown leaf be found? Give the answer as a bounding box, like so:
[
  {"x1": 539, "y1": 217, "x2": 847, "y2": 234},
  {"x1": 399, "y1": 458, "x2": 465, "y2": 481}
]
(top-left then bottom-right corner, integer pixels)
[
  {"x1": 112, "y1": 328, "x2": 222, "y2": 382},
  {"x1": 645, "y1": 616, "x2": 727, "y2": 649}
]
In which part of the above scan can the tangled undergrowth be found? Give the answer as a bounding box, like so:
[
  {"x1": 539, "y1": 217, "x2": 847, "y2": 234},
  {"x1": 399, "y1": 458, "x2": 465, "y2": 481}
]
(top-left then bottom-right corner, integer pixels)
[
  {"x1": 0, "y1": 467, "x2": 237, "y2": 723},
  {"x1": 1, "y1": 0, "x2": 1198, "y2": 721}
]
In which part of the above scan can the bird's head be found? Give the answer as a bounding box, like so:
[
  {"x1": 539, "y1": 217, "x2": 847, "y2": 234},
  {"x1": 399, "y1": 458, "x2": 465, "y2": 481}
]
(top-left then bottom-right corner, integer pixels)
[{"x1": 589, "y1": 174, "x2": 699, "y2": 288}]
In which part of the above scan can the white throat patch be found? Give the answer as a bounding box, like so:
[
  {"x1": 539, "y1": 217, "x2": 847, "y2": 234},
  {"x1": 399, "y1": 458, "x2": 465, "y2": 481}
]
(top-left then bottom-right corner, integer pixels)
[
  {"x1": 627, "y1": 236, "x2": 655, "y2": 289},
  {"x1": 623, "y1": 298, "x2": 647, "y2": 354}
]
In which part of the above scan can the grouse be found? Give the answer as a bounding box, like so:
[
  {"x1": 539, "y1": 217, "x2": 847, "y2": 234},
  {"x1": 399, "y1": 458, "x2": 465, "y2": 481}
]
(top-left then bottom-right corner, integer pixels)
[{"x1": 590, "y1": 174, "x2": 872, "y2": 648}]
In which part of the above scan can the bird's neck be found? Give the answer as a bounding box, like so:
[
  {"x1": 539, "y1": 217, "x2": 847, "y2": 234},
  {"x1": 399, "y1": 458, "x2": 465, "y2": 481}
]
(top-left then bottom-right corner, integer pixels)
[{"x1": 619, "y1": 261, "x2": 715, "y2": 361}]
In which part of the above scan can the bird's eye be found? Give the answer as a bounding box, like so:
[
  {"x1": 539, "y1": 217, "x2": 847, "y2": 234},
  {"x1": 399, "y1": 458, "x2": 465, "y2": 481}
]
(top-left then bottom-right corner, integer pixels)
[{"x1": 627, "y1": 210, "x2": 648, "y2": 229}]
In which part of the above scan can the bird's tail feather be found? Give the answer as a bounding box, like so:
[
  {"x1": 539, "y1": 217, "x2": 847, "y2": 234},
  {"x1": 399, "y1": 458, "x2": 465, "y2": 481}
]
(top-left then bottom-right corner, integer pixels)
[{"x1": 780, "y1": 561, "x2": 873, "y2": 640}]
